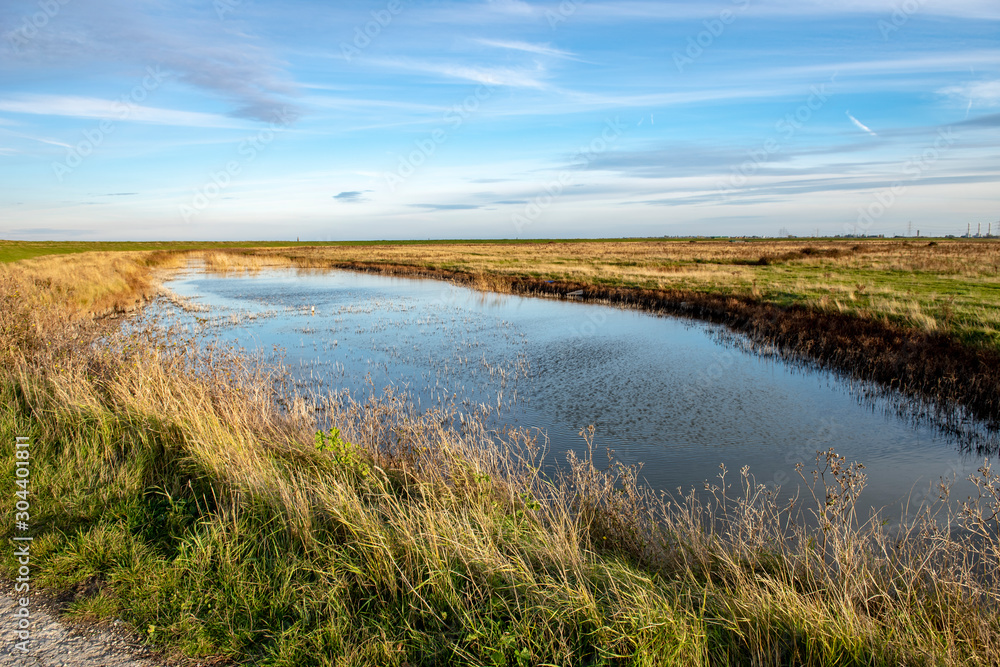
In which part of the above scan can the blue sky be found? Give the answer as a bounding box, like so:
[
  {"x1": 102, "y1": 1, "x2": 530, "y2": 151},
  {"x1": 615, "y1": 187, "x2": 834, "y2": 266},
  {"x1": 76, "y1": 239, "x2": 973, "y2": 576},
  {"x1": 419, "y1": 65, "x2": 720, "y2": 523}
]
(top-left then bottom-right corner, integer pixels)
[{"x1": 1, "y1": 0, "x2": 998, "y2": 240}]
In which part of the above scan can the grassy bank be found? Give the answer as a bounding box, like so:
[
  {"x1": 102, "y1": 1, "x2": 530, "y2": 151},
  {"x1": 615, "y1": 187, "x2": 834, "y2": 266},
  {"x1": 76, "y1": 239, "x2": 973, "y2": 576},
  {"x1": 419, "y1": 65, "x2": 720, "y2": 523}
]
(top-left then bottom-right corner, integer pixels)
[
  {"x1": 213, "y1": 239, "x2": 1000, "y2": 429},
  {"x1": 0, "y1": 238, "x2": 671, "y2": 264},
  {"x1": 0, "y1": 240, "x2": 320, "y2": 264},
  {"x1": 2, "y1": 250, "x2": 999, "y2": 665}
]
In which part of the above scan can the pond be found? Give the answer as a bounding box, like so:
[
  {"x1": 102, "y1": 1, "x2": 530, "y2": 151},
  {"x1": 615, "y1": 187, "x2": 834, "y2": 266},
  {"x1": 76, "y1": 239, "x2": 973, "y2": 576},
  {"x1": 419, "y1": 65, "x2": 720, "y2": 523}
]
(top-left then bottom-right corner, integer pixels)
[{"x1": 152, "y1": 264, "x2": 997, "y2": 515}]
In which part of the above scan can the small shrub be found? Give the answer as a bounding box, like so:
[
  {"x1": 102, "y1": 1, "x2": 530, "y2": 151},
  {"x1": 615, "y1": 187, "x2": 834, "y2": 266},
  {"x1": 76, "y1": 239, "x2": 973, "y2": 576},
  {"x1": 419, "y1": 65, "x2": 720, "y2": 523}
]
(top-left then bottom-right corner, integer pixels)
[{"x1": 315, "y1": 427, "x2": 370, "y2": 479}]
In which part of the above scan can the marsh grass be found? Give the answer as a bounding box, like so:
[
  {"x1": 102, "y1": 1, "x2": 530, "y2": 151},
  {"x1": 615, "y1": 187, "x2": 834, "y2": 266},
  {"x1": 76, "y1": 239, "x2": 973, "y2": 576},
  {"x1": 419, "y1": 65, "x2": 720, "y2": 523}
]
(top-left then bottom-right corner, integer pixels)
[{"x1": 1, "y1": 250, "x2": 999, "y2": 665}]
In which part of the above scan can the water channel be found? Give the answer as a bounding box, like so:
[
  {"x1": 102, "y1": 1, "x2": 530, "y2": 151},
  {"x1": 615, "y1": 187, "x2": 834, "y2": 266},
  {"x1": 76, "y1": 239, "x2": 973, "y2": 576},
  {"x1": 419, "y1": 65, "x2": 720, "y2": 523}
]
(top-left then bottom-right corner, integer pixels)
[{"x1": 151, "y1": 264, "x2": 998, "y2": 514}]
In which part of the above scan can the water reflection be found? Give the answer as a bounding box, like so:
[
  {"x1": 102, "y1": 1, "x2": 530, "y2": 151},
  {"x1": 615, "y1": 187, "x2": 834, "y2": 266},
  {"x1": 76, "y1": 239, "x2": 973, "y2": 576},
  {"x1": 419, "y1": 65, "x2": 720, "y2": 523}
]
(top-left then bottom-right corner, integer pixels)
[{"x1": 147, "y1": 265, "x2": 997, "y2": 516}]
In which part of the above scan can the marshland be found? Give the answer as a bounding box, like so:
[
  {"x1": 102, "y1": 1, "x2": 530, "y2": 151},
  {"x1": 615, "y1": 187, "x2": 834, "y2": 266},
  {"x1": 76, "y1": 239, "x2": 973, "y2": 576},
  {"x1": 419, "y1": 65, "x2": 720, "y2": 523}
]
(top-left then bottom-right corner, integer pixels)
[{"x1": 2, "y1": 239, "x2": 1000, "y2": 666}]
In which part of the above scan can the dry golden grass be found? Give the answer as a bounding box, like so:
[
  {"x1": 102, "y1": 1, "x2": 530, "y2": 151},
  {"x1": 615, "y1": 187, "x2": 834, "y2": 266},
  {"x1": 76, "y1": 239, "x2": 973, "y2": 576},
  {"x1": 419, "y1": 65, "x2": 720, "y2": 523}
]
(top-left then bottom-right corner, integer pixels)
[
  {"x1": 0, "y1": 250, "x2": 186, "y2": 364},
  {"x1": 243, "y1": 238, "x2": 998, "y2": 276},
  {"x1": 200, "y1": 250, "x2": 295, "y2": 273},
  {"x1": 0, "y1": 250, "x2": 184, "y2": 315}
]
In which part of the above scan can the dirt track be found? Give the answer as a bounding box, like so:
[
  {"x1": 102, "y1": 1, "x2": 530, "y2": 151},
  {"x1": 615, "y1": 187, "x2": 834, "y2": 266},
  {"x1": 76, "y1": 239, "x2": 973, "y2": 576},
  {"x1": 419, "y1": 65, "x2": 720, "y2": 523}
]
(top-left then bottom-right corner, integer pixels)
[{"x1": 0, "y1": 589, "x2": 186, "y2": 667}]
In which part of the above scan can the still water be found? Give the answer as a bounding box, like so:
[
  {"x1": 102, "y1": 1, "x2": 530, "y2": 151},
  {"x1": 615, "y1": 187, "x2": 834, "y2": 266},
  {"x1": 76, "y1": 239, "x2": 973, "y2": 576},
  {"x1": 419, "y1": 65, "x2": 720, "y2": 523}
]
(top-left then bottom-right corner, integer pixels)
[{"x1": 155, "y1": 265, "x2": 996, "y2": 514}]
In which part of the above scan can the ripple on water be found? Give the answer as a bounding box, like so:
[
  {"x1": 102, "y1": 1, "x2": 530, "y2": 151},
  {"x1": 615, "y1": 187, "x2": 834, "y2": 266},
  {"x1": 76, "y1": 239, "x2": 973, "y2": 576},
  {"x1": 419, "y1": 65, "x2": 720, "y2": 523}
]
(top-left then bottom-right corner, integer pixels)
[{"x1": 147, "y1": 266, "x2": 998, "y2": 515}]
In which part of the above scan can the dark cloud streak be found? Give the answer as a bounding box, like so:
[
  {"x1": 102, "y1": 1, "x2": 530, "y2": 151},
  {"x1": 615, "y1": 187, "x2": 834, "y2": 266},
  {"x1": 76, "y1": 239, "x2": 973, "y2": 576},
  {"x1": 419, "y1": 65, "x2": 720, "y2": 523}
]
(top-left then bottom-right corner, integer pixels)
[{"x1": 333, "y1": 191, "x2": 367, "y2": 202}]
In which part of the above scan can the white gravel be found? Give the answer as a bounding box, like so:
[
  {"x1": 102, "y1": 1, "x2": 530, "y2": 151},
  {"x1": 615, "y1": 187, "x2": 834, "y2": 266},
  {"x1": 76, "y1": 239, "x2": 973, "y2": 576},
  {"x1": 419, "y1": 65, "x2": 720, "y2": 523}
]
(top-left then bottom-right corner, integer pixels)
[{"x1": 0, "y1": 589, "x2": 182, "y2": 667}]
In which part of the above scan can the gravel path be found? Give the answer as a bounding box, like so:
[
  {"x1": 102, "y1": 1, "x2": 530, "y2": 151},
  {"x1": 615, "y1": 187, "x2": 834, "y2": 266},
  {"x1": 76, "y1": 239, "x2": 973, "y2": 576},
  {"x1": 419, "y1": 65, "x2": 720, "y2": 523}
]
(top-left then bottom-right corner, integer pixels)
[{"x1": 0, "y1": 586, "x2": 202, "y2": 667}]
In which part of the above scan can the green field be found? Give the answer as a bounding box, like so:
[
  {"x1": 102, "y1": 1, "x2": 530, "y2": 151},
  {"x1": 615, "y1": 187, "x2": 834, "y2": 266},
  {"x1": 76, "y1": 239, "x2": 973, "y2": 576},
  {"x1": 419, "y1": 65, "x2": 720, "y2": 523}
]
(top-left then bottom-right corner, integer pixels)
[{"x1": 0, "y1": 238, "x2": 680, "y2": 264}]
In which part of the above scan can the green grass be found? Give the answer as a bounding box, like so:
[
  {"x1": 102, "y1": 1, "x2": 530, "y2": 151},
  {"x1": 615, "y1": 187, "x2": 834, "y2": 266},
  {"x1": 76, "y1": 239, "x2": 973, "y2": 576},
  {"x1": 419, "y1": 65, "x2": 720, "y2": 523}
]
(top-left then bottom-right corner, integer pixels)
[
  {"x1": 0, "y1": 361, "x2": 707, "y2": 665},
  {"x1": 6, "y1": 362, "x2": 994, "y2": 666},
  {"x1": 0, "y1": 240, "x2": 311, "y2": 263},
  {"x1": 0, "y1": 238, "x2": 702, "y2": 264}
]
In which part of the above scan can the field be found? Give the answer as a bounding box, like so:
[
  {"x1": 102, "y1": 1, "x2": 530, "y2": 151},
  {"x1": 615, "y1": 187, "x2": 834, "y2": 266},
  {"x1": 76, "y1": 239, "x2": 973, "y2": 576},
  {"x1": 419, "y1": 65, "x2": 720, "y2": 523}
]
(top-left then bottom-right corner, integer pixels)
[
  {"x1": 1, "y1": 243, "x2": 999, "y2": 665},
  {"x1": 0, "y1": 238, "x2": 656, "y2": 264},
  {"x1": 0, "y1": 240, "x2": 320, "y2": 264}
]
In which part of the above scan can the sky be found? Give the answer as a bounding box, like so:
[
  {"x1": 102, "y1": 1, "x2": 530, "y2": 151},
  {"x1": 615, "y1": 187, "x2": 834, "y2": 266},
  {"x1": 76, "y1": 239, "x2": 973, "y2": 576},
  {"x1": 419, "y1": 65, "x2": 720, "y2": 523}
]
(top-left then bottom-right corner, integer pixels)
[{"x1": 1, "y1": 0, "x2": 998, "y2": 241}]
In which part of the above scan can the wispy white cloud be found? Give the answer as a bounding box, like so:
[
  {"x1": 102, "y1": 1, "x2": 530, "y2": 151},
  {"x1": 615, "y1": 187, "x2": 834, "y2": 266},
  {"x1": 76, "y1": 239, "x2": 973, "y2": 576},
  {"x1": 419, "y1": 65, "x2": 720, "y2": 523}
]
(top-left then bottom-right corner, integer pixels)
[
  {"x1": 782, "y1": 0, "x2": 1000, "y2": 18},
  {"x1": 0, "y1": 128, "x2": 72, "y2": 148},
  {"x1": 5, "y1": 227, "x2": 94, "y2": 237},
  {"x1": 474, "y1": 39, "x2": 584, "y2": 61},
  {"x1": 555, "y1": 84, "x2": 797, "y2": 111},
  {"x1": 846, "y1": 111, "x2": 877, "y2": 136},
  {"x1": 364, "y1": 58, "x2": 549, "y2": 89},
  {"x1": 757, "y1": 51, "x2": 1000, "y2": 81},
  {"x1": 940, "y1": 80, "x2": 1000, "y2": 108},
  {"x1": 574, "y1": 0, "x2": 1000, "y2": 20},
  {"x1": 0, "y1": 95, "x2": 251, "y2": 128},
  {"x1": 298, "y1": 82, "x2": 356, "y2": 92},
  {"x1": 303, "y1": 95, "x2": 446, "y2": 114},
  {"x1": 360, "y1": 0, "x2": 543, "y2": 30},
  {"x1": 480, "y1": 0, "x2": 539, "y2": 17}
]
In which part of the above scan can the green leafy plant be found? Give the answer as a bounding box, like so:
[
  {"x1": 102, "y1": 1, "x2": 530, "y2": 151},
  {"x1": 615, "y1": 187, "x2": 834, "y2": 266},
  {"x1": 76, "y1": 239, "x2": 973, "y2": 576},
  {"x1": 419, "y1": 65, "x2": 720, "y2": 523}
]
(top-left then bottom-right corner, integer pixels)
[{"x1": 315, "y1": 427, "x2": 370, "y2": 479}]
